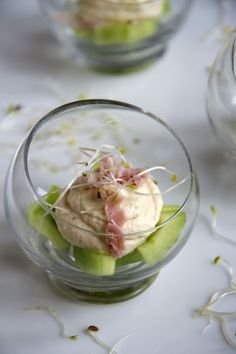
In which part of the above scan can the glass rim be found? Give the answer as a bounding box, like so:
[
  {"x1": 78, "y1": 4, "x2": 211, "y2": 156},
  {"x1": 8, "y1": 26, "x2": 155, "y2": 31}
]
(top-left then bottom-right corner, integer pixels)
[
  {"x1": 232, "y1": 36, "x2": 236, "y2": 82},
  {"x1": 48, "y1": 0, "x2": 180, "y2": 6},
  {"x1": 23, "y1": 98, "x2": 195, "y2": 238}
]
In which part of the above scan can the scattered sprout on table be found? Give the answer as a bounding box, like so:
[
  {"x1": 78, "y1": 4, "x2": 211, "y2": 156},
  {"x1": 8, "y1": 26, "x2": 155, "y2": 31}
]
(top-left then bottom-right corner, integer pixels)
[
  {"x1": 86, "y1": 325, "x2": 129, "y2": 354},
  {"x1": 201, "y1": 0, "x2": 233, "y2": 40},
  {"x1": 213, "y1": 255, "x2": 221, "y2": 265},
  {"x1": 6, "y1": 103, "x2": 22, "y2": 114},
  {"x1": 171, "y1": 174, "x2": 177, "y2": 183},
  {"x1": 194, "y1": 256, "x2": 236, "y2": 351},
  {"x1": 25, "y1": 305, "x2": 79, "y2": 340},
  {"x1": 210, "y1": 206, "x2": 236, "y2": 246}
]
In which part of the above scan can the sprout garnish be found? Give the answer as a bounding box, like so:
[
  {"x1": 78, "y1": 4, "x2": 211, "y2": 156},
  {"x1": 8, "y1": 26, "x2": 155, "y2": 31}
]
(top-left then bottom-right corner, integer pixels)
[
  {"x1": 201, "y1": 0, "x2": 232, "y2": 40},
  {"x1": 86, "y1": 326, "x2": 115, "y2": 352},
  {"x1": 171, "y1": 174, "x2": 177, "y2": 183},
  {"x1": 87, "y1": 325, "x2": 99, "y2": 332},
  {"x1": 34, "y1": 144, "x2": 189, "y2": 232},
  {"x1": 73, "y1": 145, "x2": 189, "y2": 197},
  {"x1": 210, "y1": 206, "x2": 217, "y2": 216},
  {"x1": 118, "y1": 147, "x2": 126, "y2": 155},
  {"x1": 25, "y1": 306, "x2": 79, "y2": 340},
  {"x1": 24, "y1": 307, "x2": 129, "y2": 351},
  {"x1": 86, "y1": 326, "x2": 129, "y2": 354},
  {"x1": 213, "y1": 256, "x2": 221, "y2": 265},
  {"x1": 6, "y1": 103, "x2": 22, "y2": 114},
  {"x1": 210, "y1": 206, "x2": 236, "y2": 246},
  {"x1": 220, "y1": 318, "x2": 236, "y2": 350},
  {"x1": 215, "y1": 257, "x2": 236, "y2": 288},
  {"x1": 67, "y1": 138, "x2": 76, "y2": 146},
  {"x1": 109, "y1": 335, "x2": 129, "y2": 354},
  {"x1": 194, "y1": 256, "x2": 236, "y2": 350}
]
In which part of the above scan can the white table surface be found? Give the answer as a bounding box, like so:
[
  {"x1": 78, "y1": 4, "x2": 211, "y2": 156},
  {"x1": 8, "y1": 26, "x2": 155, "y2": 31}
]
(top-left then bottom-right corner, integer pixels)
[{"x1": 1, "y1": 1, "x2": 236, "y2": 353}]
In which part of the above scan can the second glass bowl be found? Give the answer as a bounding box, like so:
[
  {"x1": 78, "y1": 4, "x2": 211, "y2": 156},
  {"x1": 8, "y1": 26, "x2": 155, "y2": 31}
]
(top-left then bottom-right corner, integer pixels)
[
  {"x1": 206, "y1": 31, "x2": 236, "y2": 159},
  {"x1": 40, "y1": 0, "x2": 193, "y2": 72},
  {"x1": 4, "y1": 99, "x2": 199, "y2": 303}
]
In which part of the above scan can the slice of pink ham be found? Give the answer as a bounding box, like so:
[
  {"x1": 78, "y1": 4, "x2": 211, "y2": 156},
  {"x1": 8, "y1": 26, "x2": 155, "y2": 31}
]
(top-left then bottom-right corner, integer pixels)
[
  {"x1": 105, "y1": 198, "x2": 126, "y2": 257},
  {"x1": 105, "y1": 198, "x2": 126, "y2": 227},
  {"x1": 106, "y1": 220, "x2": 123, "y2": 235},
  {"x1": 107, "y1": 236, "x2": 124, "y2": 258},
  {"x1": 106, "y1": 220, "x2": 124, "y2": 258},
  {"x1": 77, "y1": 153, "x2": 149, "y2": 257}
]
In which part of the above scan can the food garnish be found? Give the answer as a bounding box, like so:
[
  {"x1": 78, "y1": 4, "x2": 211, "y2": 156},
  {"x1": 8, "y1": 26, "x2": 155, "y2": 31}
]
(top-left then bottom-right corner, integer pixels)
[
  {"x1": 194, "y1": 256, "x2": 236, "y2": 350},
  {"x1": 70, "y1": 145, "x2": 188, "y2": 197},
  {"x1": 202, "y1": 0, "x2": 232, "y2": 40},
  {"x1": 86, "y1": 326, "x2": 114, "y2": 352},
  {"x1": 108, "y1": 335, "x2": 129, "y2": 354},
  {"x1": 25, "y1": 305, "x2": 79, "y2": 340},
  {"x1": 210, "y1": 206, "x2": 236, "y2": 246},
  {"x1": 87, "y1": 325, "x2": 99, "y2": 332},
  {"x1": 86, "y1": 326, "x2": 129, "y2": 354},
  {"x1": 213, "y1": 255, "x2": 221, "y2": 265},
  {"x1": 6, "y1": 103, "x2": 22, "y2": 114},
  {"x1": 171, "y1": 174, "x2": 177, "y2": 183}
]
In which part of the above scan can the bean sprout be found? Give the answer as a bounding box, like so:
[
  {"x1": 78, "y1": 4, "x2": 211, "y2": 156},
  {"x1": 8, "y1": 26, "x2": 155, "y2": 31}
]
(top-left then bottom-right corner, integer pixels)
[
  {"x1": 86, "y1": 326, "x2": 129, "y2": 354},
  {"x1": 25, "y1": 306, "x2": 78, "y2": 340},
  {"x1": 210, "y1": 206, "x2": 236, "y2": 247},
  {"x1": 194, "y1": 257, "x2": 236, "y2": 350}
]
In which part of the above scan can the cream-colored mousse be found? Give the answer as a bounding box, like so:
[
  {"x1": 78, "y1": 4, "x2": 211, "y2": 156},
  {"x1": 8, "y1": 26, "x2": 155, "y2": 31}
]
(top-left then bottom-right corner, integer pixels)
[
  {"x1": 55, "y1": 178, "x2": 163, "y2": 257},
  {"x1": 78, "y1": 0, "x2": 167, "y2": 22},
  {"x1": 56, "y1": 0, "x2": 167, "y2": 34}
]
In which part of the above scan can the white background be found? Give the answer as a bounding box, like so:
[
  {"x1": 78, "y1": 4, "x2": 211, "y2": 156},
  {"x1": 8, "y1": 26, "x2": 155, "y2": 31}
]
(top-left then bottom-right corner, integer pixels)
[{"x1": 1, "y1": 0, "x2": 236, "y2": 353}]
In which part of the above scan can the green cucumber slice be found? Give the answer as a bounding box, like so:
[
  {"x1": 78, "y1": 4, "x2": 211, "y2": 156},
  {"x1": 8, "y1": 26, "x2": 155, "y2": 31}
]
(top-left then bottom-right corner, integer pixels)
[
  {"x1": 161, "y1": 205, "x2": 180, "y2": 213},
  {"x1": 76, "y1": 18, "x2": 158, "y2": 45},
  {"x1": 137, "y1": 206, "x2": 186, "y2": 265},
  {"x1": 74, "y1": 247, "x2": 116, "y2": 276},
  {"x1": 44, "y1": 185, "x2": 60, "y2": 205},
  {"x1": 116, "y1": 249, "x2": 143, "y2": 267},
  {"x1": 27, "y1": 203, "x2": 69, "y2": 251}
]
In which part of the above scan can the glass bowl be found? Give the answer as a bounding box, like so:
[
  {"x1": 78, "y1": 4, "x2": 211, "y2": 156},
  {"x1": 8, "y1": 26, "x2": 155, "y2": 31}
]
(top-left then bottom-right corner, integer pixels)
[
  {"x1": 4, "y1": 99, "x2": 199, "y2": 304},
  {"x1": 40, "y1": 0, "x2": 193, "y2": 72},
  {"x1": 206, "y1": 32, "x2": 236, "y2": 159}
]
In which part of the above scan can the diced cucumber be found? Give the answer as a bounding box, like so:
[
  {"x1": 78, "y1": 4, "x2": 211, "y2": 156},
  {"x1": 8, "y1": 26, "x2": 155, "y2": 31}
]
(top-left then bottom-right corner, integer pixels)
[
  {"x1": 76, "y1": 18, "x2": 158, "y2": 45},
  {"x1": 44, "y1": 185, "x2": 60, "y2": 205},
  {"x1": 74, "y1": 247, "x2": 116, "y2": 276},
  {"x1": 116, "y1": 249, "x2": 143, "y2": 267},
  {"x1": 161, "y1": 205, "x2": 180, "y2": 213},
  {"x1": 137, "y1": 206, "x2": 186, "y2": 265},
  {"x1": 28, "y1": 203, "x2": 69, "y2": 251}
]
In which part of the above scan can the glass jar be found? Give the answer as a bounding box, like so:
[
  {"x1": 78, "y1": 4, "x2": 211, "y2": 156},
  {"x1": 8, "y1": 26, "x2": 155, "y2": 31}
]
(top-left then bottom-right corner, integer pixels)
[
  {"x1": 206, "y1": 31, "x2": 236, "y2": 159},
  {"x1": 4, "y1": 99, "x2": 199, "y2": 303},
  {"x1": 40, "y1": 0, "x2": 193, "y2": 72}
]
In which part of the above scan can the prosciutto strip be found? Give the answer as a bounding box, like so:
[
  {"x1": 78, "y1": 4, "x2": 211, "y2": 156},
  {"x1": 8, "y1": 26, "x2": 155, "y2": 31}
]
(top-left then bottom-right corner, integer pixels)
[
  {"x1": 77, "y1": 152, "x2": 149, "y2": 257},
  {"x1": 105, "y1": 198, "x2": 126, "y2": 227},
  {"x1": 105, "y1": 198, "x2": 125, "y2": 257}
]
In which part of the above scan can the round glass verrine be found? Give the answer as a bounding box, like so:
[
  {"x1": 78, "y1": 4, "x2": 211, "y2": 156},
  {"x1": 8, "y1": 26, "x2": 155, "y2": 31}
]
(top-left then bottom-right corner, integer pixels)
[
  {"x1": 40, "y1": 0, "x2": 193, "y2": 72},
  {"x1": 5, "y1": 99, "x2": 199, "y2": 303},
  {"x1": 206, "y1": 32, "x2": 236, "y2": 159}
]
